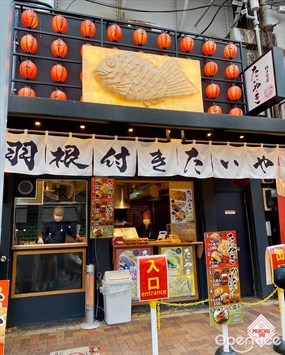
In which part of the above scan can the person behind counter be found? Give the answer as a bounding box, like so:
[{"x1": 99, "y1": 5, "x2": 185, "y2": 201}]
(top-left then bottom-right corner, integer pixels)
[
  {"x1": 37, "y1": 206, "x2": 85, "y2": 244},
  {"x1": 137, "y1": 210, "x2": 158, "y2": 240}
]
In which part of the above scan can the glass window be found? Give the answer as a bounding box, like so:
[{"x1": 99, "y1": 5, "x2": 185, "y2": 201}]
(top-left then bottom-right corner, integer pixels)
[
  {"x1": 12, "y1": 249, "x2": 86, "y2": 297},
  {"x1": 13, "y1": 179, "x2": 87, "y2": 246}
]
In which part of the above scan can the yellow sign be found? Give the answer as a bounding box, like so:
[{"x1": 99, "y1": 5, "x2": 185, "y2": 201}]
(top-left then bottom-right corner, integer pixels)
[{"x1": 83, "y1": 46, "x2": 203, "y2": 112}]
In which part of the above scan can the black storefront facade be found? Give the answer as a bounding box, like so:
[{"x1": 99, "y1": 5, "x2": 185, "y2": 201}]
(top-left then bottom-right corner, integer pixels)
[{"x1": 2, "y1": 1, "x2": 285, "y2": 326}]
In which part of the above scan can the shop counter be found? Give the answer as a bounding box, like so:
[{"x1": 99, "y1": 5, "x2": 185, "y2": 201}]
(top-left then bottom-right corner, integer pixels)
[{"x1": 113, "y1": 240, "x2": 203, "y2": 303}]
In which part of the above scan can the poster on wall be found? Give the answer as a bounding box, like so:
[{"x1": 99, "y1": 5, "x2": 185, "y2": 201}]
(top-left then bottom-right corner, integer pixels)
[
  {"x1": 90, "y1": 177, "x2": 114, "y2": 238},
  {"x1": 115, "y1": 247, "x2": 153, "y2": 302},
  {"x1": 204, "y1": 230, "x2": 242, "y2": 326},
  {"x1": 159, "y1": 246, "x2": 196, "y2": 300},
  {"x1": 169, "y1": 188, "x2": 194, "y2": 223}
]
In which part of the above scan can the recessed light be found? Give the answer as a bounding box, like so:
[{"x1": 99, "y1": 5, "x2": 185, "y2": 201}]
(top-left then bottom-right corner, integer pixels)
[
  {"x1": 239, "y1": 135, "x2": 244, "y2": 139},
  {"x1": 80, "y1": 125, "x2": 86, "y2": 129},
  {"x1": 207, "y1": 132, "x2": 212, "y2": 137},
  {"x1": 34, "y1": 121, "x2": 41, "y2": 126},
  {"x1": 128, "y1": 128, "x2": 134, "y2": 133}
]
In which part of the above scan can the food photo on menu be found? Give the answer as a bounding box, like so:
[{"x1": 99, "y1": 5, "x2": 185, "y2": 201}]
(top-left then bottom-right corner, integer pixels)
[{"x1": 169, "y1": 189, "x2": 194, "y2": 223}]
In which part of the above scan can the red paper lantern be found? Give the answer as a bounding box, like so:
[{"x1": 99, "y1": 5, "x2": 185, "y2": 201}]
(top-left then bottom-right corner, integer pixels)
[
  {"x1": 208, "y1": 105, "x2": 222, "y2": 114},
  {"x1": 107, "y1": 23, "x2": 122, "y2": 43},
  {"x1": 21, "y1": 9, "x2": 38, "y2": 29},
  {"x1": 18, "y1": 86, "x2": 36, "y2": 97},
  {"x1": 204, "y1": 61, "x2": 218, "y2": 77},
  {"x1": 229, "y1": 107, "x2": 243, "y2": 116},
  {"x1": 50, "y1": 89, "x2": 67, "y2": 100},
  {"x1": 157, "y1": 33, "x2": 171, "y2": 50},
  {"x1": 51, "y1": 38, "x2": 68, "y2": 58},
  {"x1": 133, "y1": 28, "x2": 148, "y2": 46},
  {"x1": 224, "y1": 43, "x2": 238, "y2": 59},
  {"x1": 225, "y1": 64, "x2": 240, "y2": 80},
  {"x1": 50, "y1": 64, "x2": 68, "y2": 83},
  {"x1": 20, "y1": 34, "x2": 38, "y2": 54},
  {"x1": 203, "y1": 40, "x2": 216, "y2": 56},
  {"x1": 228, "y1": 85, "x2": 242, "y2": 101},
  {"x1": 19, "y1": 60, "x2": 37, "y2": 80},
  {"x1": 180, "y1": 36, "x2": 194, "y2": 53},
  {"x1": 52, "y1": 15, "x2": 68, "y2": 34},
  {"x1": 206, "y1": 83, "x2": 220, "y2": 99},
  {"x1": 80, "y1": 19, "x2": 96, "y2": 38}
]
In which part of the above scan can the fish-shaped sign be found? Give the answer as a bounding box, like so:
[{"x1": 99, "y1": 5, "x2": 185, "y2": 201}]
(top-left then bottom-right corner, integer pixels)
[{"x1": 94, "y1": 52, "x2": 198, "y2": 106}]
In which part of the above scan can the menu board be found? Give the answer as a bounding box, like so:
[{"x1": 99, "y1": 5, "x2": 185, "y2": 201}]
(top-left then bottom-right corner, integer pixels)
[
  {"x1": 169, "y1": 189, "x2": 194, "y2": 223},
  {"x1": 204, "y1": 230, "x2": 242, "y2": 326},
  {"x1": 115, "y1": 247, "x2": 153, "y2": 302},
  {"x1": 159, "y1": 246, "x2": 196, "y2": 300},
  {"x1": 90, "y1": 177, "x2": 114, "y2": 238}
]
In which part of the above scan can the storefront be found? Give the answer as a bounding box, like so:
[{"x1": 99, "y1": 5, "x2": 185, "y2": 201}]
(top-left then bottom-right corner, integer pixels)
[{"x1": 2, "y1": 1, "x2": 285, "y2": 326}]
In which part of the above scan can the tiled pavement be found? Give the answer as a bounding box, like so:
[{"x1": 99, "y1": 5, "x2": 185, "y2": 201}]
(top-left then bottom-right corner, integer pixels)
[{"x1": 4, "y1": 300, "x2": 284, "y2": 354}]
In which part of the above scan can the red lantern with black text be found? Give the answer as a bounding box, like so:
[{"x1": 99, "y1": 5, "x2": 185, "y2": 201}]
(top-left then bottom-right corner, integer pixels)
[
  {"x1": 52, "y1": 14, "x2": 68, "y2": 34},
  {"x1": 208, "y1": 105, "x2": 222, "y2": 114},
  {"x1": 224, "y1": 43, "x2": 238, "y2": 59},
  {"x1": 80, "y1": 19, "x2": 96, "y2": 38},
  {"x1": 133, "y1": 28, "x2": 147, "y2": 46},
  {"x1": 228, "y1": 85, "x2": 242, "y2": 101},
  {"x1": 51, "y1": 38, "x2": 68, "y2": 58},
  {"x1": 157, "y1": 33, "x2": 171, "y2": 50},
  {"x1": 225, "y1": 64, "x2": 240, "y2": 80},
  {"x1": 19, "y1": 60, "x2": 37, "y2": 80},
  {"x1": 50, "y1": 64, "x2": 68, "y2": 83},
  {"x1": 18, "y1": 86, "x2": 36, "y2": 97},
  {"x1": 107, "y1": 23, "x2": 122, "y2": 42},
  {"x1": 50, "y1": 89, "x2": 67, "y2": 100},
  {"x1": 20, "y1": 34, "x2": 38, "y2": 54},
  {"x1": 21, "y1": 9, "x2": 38, "y2": 29},
  {"x1": 204, "y1": 61, "x2": 218, "y2": 77},
  {"x1": 229, "y1": 107, "x2": 243, "y2": 116},
  {"x1": 203, "y1": 40, "x2": 216, "y2": 56},
  {"x1": 180, "y1": 36, "x2": 194, "y2": 53},
  {"x1": 206, "y1": 83, "x2": 220, "y2": 99}
]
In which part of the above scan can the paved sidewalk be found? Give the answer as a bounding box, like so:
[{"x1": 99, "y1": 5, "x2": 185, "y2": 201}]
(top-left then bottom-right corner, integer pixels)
[{"x1": 4, "y1": 300, "x2": 282, "y2": 354}]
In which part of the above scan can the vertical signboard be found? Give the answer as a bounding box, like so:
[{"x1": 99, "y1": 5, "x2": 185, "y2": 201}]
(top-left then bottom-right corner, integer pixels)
[
  {"x1": 204, "y1": 231, "x2": 242, "y2": 326},
  {"x1": 0, "y1": 280, "x2": 9, "y2": 355},
  {"x1": 137, "y1": 255, "x2": 169, "y2": 302},
  {"x1": 90, "y1": 177, "x2": 114, "y2": 238},
  {"x1": 169, "y1": 188, "x2": 194, "y2": 224}
]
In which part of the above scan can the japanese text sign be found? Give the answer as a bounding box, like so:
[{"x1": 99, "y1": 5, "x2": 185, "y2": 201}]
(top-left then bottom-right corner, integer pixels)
[
  {"x1": 204, "y1": 230, "x2": 242, "y2": 326},
  {"x1": 137, "y1": 255, "x2": 169, "y2": 302},
  {"x1": 265, "y1": 245, "x2": 285, "y2": 285},
  {"x1": 244, "y1": 47, "x2": 285, "y2": 115}
]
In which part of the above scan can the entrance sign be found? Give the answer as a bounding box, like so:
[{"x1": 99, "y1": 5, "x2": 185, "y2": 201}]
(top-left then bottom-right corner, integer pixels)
[
  {"x1": 204, "y1": 230, "x2": 242, "y2": 326},
  {"x1": 137, "y1": 255, "x2": 169, "y2": 302},
  {"x1": 244, "y1": 46, "x2": 285, "y2": 115}
]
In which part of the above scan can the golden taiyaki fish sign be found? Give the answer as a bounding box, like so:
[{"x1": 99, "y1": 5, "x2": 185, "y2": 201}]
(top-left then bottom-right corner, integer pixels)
[{"x1": 82, "y1": 46, "x2": 203, "y2": 111}]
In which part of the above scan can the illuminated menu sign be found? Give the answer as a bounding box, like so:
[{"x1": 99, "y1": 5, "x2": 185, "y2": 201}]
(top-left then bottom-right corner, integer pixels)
[{"x1": 204, "y1": 230, "x2": 242, "y2": 326}]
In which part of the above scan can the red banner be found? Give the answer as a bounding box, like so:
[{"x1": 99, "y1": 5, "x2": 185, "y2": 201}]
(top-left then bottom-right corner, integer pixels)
[
  {"x1": 137, "y1": 255, "x2": 168, "y2": 302},
  {"x1": 0, "y1": 280, "x2": 9, "y2": 355}
]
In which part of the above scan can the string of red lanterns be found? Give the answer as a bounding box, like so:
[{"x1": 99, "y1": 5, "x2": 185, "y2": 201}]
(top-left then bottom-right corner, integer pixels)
[{"x1": 18, "y1": 8, "x2": 245, "y2": 112}]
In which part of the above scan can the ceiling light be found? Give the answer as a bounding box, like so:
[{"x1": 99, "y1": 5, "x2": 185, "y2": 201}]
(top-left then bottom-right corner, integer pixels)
[
  {"x1": 207, "y1": 132, "x2": 212, "y2": 137},
  {"x1": 128, "y1": 128, "x2": 134, "y2": 133},
  {"x1": 34, "y1": 121, "x2": 41, "y2": 126},
  {"x1": 239, "y1": 135, "x2": 245, "y2": 139},
  {"x1": 80, "y1": 125, "x2": 85, "y2": 129}
]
